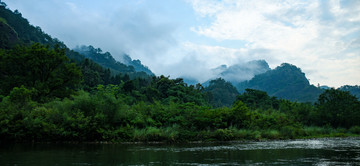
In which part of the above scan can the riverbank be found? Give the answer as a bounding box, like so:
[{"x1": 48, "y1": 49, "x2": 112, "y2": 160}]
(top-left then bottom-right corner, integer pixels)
[
  {"x1": 2, "y1": 126, "x2": 360, "y2": 144},
  {"x1": 126, "y1": 126, "x2": 360, "y2": 143}
]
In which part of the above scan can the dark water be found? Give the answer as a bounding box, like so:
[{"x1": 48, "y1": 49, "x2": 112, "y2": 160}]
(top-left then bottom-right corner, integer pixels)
[{"x1": 1, "y1": 137, "x2": 360, "y2": 165}]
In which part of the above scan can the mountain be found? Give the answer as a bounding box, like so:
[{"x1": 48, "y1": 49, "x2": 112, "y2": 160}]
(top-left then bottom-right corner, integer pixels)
[
  {"x1": 0, "y1": 3, "x2": 64, "y2": 48},
  {"x1": 195, "y1": 60, "x2": 271, "y2": 87},
  {"x1": 0, "y1": 17, "x2": 19, "y2": 49},
  {"x1": 119, "y1": 54, "x2": 154, "y2": 75},
  {"x1": 0, "y1": 4, "x2": 153, "y2": 88},
  {"x1": 339, "y1": 85, "x2": 360, "y2": 99},
  {"x1": 74, "y1": 45, "x2": 154, "y2": 76},
  {"x1": 319, "y1": 85, "x2": 331, "y2": 90},
  {"x1": 0, "y1": 3, "x2": 153, "y2": 78},
  {"x1": 218, "y1": 60, "x2": 271, "y2": 84},
  {"x1": 182, "y1": 77, "x2": 201, "y2": 86},
  {"x1": 204, "y1": 78, "x2": 239, "y2": 107},
  {"x1": 74, "y1": 45, "x2": 135, "y2": 74},
  {"x1": 236, "y1": 63, "x2": 324, "y2": 102}
]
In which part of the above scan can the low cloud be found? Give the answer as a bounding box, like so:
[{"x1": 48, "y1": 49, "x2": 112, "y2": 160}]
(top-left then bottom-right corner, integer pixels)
[
  {"x1": 4, "y1": 0, "x2": 359, "y2": 87},
  {"x1": 4, "y1": 0, "x2": 177, "y2": 68},
  {"x1": 187, "y1": 0, "x2": 360, "y2": 87},
  {"x1": 157, "y1": 43, "x2": 277, "y2": 83}
]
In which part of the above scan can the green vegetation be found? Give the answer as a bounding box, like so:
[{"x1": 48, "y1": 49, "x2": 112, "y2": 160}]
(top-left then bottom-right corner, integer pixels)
[
  {"x1": 237, "y1": 63, "x2": 324, "y2": 103},
  {"x1": 0, "y1": 4, "x2": 153, "y2": 90},
  {"x1": 339, "y1": 85, "x2": 360, "y2": 99},
  {"x1": 0, "y1": 44, "x2": 82, "y2": 102},
  {"x1": 1, "y1": 44, "x2": 359, "y2": 143},
  {"x1": 1, "y1": 3, "x2": 360, "y2": 143},
  {"x1": 75, "y1": 45, "x2": 154, "y2": 75},
  {"x1": 204, "y1": 78, "x2": 239, "y2": 107}
]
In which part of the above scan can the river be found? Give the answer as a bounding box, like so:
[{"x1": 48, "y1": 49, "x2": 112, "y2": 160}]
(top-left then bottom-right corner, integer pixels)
[{"x1": 1, "y1": 137, "x2": 360, "y2": 165}]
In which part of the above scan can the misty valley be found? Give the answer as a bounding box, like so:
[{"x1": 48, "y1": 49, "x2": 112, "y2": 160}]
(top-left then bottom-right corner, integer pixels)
[{"x1": 1, "y1": 1, "x2": 360, "y2": 165}]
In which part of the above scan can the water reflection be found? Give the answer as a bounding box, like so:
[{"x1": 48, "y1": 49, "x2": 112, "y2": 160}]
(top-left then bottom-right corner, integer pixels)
[{"x1": 0, "y1": 137, "x2": 359, "y2": 165}]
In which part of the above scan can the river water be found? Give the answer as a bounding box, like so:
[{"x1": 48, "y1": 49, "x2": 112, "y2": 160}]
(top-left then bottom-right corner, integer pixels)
[{"x1": 1, "y1": 137, "x2": 360, "y2": 165}]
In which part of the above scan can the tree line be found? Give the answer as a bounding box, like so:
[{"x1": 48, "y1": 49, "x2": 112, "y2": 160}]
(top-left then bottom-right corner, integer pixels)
[{"x1": 1, "y1": 44, "x2": 360, "y2": 143}]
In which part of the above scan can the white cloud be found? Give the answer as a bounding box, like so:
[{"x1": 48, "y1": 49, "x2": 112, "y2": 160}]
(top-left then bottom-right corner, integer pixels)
[
  {"x1": 4, "y1": 0, "x2": 177, "y2": 66},
  {"x1": 187, "y1": 0, "x2": 360, "y2": 87},
  {"x1": 156, "y1": 42, "x2": 280, "y2": 83},
  {"x1": 4, "y1": 0, "x2": 359, "y2": 87}
]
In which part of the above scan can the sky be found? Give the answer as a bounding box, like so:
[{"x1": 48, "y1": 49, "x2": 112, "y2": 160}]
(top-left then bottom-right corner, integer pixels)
[{"x1": 3, "y1": 0, "x2": 360, "y2": 87}]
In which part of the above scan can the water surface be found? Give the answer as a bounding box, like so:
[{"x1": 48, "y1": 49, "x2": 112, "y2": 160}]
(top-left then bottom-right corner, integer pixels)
[{"x1": 1, "y1": 137, "x2": 359, "y2": 165}]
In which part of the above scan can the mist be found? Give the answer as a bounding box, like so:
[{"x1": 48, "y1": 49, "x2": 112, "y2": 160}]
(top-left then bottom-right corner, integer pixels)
[{"x1": 3, "y1": 0, "x2": 360, "y2": 87}]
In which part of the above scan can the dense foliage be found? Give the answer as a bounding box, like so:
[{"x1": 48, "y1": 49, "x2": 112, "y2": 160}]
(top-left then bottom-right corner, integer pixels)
[
  {"x1": 339, "y1": 85, "x2": 360, "y2": 99},
  {"x1": 1, "y1": 43, "x2": 360, "y2": 143},
  {"x1": 0, "y1": 44, "x2": 82, "y2": 102},
  {"x1": 2, "y1": 74, "x2": 360, "y2": 143},
  {"x1": 314, "y1": 89, "x2": 360, "y2": 128},
  {"x1": 204, "y1": 78, "x2": 239, "y2": 107},
  {"x1": 1, "y1": 3, "x2": 360, "y2": 143}
]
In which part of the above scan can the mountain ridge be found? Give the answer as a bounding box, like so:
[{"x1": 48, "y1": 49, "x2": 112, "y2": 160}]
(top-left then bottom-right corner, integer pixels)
[
  {"x1": 236, "y1": 63, "x2": 323, "y2": 102},
  {"x1": 0, "y1": 4, "x2": 153, "y2": 84}
]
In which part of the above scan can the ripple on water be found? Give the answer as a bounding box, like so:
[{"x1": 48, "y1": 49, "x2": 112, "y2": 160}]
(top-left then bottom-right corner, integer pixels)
[{"x1": 130, "y1": 137, "x2": 360, "y2": 152}]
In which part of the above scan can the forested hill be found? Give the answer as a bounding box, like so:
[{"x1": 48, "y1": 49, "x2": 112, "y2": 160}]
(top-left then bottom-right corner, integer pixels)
[
  {"x1": 0, "y1": 3, "x2": 152, "y2": 82},
  {"x1": 0, "y1": 3, "x2": 63, "y2": 49},
  {"x1": 0, "y1": 17, "x2": 18, "y2": 49},
  {"x1": 339, "y1": 85, "x2": 360, "y2": 99},
  {"x1": 74, "y1": 45, "x2": 154, "y2": 75},
  {"x1": 204, "y1": 78, "x2": 239, "y2": 107},
  {"x1": 2, "y1": 2, "x2": 360, "y2": 143},
  {"x1": 236, "y1": 63, "x2": 324, "y2": 103}
]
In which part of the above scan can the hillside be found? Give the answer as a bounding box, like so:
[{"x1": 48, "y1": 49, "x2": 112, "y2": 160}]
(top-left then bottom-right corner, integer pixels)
[
  {"x1": 0, "y1": 3, "x2": 63, "y2": 48},
  {"x1": 1, "y1": 1, "x2": 360, "y2": 144},
  {"x1": 74, "y1": 45, "x2": 154, "y2": 75},
  {"x1": 204, "y1": 78, "x2": 239, "y2": 107},
  {"x1": 120, "y1": 53, "x2": 154, "y2": 75},
  {"x1": 339, "y1": 85, "x2": 360, "y2": 99},
  {"x1": 236, "y1": 63, "x2": 324, "y2": 102},
  {"x1": 0, "y1": 17, "x2": 19, "y2": 49},
  {"x1": 0, "y1": 4, "x2": 152, "y2": 88}
]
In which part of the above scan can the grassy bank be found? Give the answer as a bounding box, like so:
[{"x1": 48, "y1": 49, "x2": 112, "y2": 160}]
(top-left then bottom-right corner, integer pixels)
[{"x1": 128, "y1": 126, "x2": 360, "y2": 143}]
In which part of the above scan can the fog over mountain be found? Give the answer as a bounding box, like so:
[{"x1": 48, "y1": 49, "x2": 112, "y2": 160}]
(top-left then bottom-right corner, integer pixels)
[
  {"x1": 3, "y1": 0, "x2": 360, "y2": 87},
  {"x1": 183, "y1": 60, "x2": 271, "y2": 85},
  {"x1": 217, "y1": 60, "x2": 270, "y2": 84},
  {"x1": 74, "y1": 45, "x2": 154, "y2": 75}
]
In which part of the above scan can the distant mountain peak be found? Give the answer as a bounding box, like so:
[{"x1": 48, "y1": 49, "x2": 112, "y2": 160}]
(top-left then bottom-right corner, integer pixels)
[
  {"x1": 74, "y1": 45, "x2": 154, "y2": 75},
  {"x1": 237, "y1": 63, "x2": 323, "y2": 102},
  {"x1": 183, "y1": 60, "x2": 271, "y2": 86},
  {"x1": 120, "y1": 54, "x2": 154, "y2": 75},
  {"x1": 217, "y1": 60, "x2": 271, "y2": 84}
]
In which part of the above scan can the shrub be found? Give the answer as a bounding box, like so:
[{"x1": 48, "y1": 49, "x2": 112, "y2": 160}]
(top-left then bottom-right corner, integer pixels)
[
  {"x1": 261, "y1": 130, "x2": 280, "y2": 139},
  {"x1": 349, "y1": 126, "x2": 360, "y2": 134}
]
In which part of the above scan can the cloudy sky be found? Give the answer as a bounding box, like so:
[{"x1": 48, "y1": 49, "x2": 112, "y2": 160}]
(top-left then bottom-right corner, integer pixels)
[{"x1": 4, "y1": 0, "x2": 360, "y2": 87}]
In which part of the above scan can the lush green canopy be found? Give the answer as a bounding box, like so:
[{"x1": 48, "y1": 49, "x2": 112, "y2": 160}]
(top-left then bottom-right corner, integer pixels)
[{"x1": 0, "y1": 43, "x2": 82, "y2": 101}]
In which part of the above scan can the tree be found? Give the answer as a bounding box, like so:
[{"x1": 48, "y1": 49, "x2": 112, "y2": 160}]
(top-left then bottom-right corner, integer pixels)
[
  {"x1": 204, "y1": 78, "x2": 239, "y2": 107},
  {"x1": 236, "y1": 89, "x2": 279, "y2": 110},
  {"x1": 315, "y1": 88, "x2": 360, "y2": 128},
  {"x1": 0, "y1": 43, "x2": 82, "y2": 101}
]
